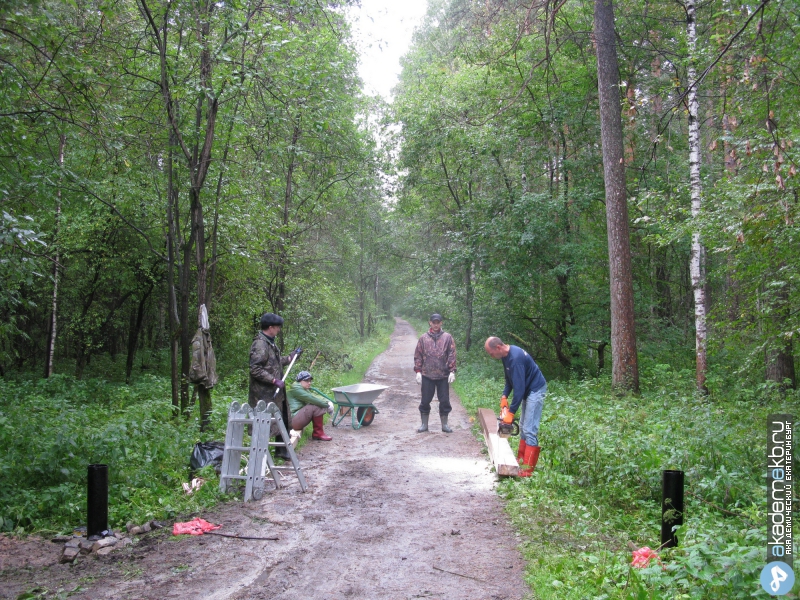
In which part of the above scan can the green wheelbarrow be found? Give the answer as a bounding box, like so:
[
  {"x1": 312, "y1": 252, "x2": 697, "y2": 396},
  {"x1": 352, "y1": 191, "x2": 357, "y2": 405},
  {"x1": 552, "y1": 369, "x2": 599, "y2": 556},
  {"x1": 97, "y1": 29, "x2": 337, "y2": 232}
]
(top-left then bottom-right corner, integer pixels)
[{"x1": 314, "y1": 383, "x2": 388, "y2": 429}]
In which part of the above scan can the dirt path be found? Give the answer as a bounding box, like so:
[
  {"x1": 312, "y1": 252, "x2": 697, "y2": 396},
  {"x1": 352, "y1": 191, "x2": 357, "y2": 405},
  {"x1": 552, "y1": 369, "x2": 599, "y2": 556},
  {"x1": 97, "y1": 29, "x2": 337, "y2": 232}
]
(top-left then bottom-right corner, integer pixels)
[{"x1": 1, "y1": 318, "x2": 531, "y2": 600}]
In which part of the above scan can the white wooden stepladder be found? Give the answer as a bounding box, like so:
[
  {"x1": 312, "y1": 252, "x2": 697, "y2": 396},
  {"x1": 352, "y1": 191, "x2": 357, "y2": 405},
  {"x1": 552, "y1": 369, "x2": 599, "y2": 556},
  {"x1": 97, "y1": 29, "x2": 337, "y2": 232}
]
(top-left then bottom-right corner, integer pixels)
[{"x1": 219, "y1": 400, "x2": 308, "y2": 500}]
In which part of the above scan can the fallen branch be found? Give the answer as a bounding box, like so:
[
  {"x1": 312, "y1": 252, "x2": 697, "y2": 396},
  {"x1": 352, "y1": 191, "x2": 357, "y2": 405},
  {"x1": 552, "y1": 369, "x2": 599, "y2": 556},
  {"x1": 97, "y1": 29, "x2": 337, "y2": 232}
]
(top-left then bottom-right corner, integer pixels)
[
  {"x1": 433, "y1": 564, "x2": 486, "y2": 583},
  {"x1": 205, "y1": 532, "x2": 279, "y2": 541},
  {"x1": 505, "y1": 331, "x2": 533, "y2": 349}
]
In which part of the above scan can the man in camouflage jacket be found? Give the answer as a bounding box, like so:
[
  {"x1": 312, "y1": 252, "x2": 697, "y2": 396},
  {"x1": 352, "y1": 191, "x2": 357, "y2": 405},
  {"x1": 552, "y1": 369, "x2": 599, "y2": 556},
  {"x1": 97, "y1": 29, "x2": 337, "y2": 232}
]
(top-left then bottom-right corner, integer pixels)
[
  {"x1": 249, "y1": 312, "x2": 300, "y2": 459},
  {"x1": 413, "y1": 313, "x2": 457, "y2": 433}
]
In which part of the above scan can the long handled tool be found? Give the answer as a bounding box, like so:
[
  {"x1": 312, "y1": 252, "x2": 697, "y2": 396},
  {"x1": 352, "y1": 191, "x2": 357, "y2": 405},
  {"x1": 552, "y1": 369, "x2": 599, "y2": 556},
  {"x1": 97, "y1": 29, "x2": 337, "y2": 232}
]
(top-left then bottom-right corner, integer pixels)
[{"x1": 273, "y1": 351, "x2": 300, "y2": 399}]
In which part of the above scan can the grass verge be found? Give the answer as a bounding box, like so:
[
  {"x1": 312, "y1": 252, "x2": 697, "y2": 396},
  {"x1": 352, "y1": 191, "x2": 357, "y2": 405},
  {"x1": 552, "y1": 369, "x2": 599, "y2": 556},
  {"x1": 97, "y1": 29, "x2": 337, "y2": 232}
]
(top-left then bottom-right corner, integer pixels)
[{"x1": 451, "y1": 345, "x2": 797, "y2": 599}]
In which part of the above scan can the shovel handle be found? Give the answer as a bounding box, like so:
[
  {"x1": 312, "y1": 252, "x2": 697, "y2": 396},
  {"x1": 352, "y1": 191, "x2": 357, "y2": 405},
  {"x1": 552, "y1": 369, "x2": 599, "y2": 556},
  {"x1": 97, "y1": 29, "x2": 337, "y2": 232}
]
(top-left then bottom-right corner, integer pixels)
[{"x1": 273, "y1": 352, "x2": 299, "y2": 399}]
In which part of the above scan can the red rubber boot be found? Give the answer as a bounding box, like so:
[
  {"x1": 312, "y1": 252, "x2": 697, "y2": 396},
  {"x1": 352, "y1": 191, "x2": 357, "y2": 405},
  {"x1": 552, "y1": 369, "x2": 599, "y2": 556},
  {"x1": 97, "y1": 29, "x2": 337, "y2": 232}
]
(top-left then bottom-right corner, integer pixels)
[
  {"x1": 517, "y1": 439, "x2": 528, "y2": 464},
  {"x1": 518, "y1": 445, "x2": 541, "y2": 478},
  {"x1": 312, "y1": 415, "x2": 332, "y2": 441}
]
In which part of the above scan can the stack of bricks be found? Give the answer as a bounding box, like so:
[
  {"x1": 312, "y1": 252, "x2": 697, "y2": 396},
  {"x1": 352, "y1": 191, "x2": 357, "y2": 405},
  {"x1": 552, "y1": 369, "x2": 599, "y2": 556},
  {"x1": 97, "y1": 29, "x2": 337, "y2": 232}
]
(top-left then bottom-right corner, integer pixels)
[{"x1": 56, "y1": 520, "x2": 163, "y2": 563}]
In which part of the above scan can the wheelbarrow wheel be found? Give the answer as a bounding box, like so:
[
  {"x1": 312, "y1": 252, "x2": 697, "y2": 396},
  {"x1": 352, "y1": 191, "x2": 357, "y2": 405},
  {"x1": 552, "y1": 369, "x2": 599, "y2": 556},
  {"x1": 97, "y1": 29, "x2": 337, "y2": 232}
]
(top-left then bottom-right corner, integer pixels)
[{"x1": 356, "y1": 407, "x2": 376, "y2": 427}]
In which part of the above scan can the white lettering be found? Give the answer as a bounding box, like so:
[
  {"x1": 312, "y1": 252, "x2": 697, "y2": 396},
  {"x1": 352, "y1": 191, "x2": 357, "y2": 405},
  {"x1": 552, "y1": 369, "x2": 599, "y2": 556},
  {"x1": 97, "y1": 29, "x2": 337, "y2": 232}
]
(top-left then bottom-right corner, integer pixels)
[{"x1": 770, "y1": 445, "x2": 785, "y2": 459}]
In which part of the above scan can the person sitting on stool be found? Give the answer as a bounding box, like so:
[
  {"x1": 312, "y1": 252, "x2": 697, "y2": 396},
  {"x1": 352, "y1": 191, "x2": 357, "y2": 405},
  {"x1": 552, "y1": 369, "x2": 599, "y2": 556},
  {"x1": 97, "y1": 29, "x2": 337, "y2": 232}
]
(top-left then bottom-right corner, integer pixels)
[{"x1": 287, "y1": 371, "x2": 334, "y2": 441}]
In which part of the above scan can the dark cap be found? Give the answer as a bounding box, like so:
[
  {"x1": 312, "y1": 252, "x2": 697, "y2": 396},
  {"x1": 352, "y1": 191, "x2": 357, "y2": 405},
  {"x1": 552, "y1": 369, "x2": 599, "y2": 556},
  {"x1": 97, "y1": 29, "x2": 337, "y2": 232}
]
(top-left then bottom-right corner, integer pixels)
[
  {"x1": 260, "y1": 312, "x2": 284, "y2": 329},
  {"x1": 296, "y1": 371, "x2": 313, "y2": 382},
  {"x1": 429, "y1": 313, "x2": 443, "y2": 322}
]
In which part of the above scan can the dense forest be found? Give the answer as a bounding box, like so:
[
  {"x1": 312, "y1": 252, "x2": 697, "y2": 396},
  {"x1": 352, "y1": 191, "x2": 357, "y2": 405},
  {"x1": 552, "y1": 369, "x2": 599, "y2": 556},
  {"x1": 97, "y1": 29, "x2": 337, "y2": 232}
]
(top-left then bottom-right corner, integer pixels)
[
  {"x1": 0, "y1": 0, "x2": 397, "y2": 410},
  {"x1": 1, "y1": 1, "x2": 798, "y2": 596},
  {"x1": 1, "y1": 0, "x2": 798, "y2": 399},
  {"x1": 392, "y1": 0, "x2": 798, "y2": 396}
]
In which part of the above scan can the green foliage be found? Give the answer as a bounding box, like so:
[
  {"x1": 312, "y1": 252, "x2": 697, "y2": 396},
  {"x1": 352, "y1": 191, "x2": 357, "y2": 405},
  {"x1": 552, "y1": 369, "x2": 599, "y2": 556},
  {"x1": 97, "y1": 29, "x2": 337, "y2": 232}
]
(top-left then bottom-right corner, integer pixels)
[
  {"x1": 452, "y1": 349, "x2": 795, "y2": 598},
  {"x1": 0, "y1": 0, "x2": 389, "y2": 396},
  {"x1": 0, "y1": 320, "x2": 392, "y2": 533},
  {"x1": 0, "y1": 374, "x2": 217, "y2": 532},
  {"x1": 391, "y1": 0, "x2": 800, "y2": 389},
  {"x1": 0, "y1": 210, "x2": 44, "y2": 364}
]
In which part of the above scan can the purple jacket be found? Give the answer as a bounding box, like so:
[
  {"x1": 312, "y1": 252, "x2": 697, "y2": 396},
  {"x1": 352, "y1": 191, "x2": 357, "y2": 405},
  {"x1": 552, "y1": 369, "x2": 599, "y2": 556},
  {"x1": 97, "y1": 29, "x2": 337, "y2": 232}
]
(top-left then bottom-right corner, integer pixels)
[{"x1": 414, "y1": 329, "x2": 456, "y2": 380}]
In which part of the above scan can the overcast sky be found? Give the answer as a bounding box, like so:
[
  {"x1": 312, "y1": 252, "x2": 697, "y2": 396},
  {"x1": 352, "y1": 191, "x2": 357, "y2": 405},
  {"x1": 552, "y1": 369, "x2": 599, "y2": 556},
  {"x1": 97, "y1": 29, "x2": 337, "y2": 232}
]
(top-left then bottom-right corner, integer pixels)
[{"x1": 346, "y1": 0, "x2": 429, "y2": 101}]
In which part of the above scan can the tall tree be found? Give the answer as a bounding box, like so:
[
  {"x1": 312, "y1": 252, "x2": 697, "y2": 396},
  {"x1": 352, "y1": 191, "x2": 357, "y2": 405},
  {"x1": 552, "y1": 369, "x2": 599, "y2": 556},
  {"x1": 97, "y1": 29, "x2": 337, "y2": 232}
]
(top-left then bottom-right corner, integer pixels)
[
  {"x1": 138, "y1": 0, "x2": 229, "y2": 422},
  {"x1": 594, "y1": 0, "x2": 639, "y2": 392},
  {"x1": 44, "y1": 133, "x2": 65, "y2": 378},
  {"x1": 685, "y1": 0, "x2": 708, "y2": 393}
]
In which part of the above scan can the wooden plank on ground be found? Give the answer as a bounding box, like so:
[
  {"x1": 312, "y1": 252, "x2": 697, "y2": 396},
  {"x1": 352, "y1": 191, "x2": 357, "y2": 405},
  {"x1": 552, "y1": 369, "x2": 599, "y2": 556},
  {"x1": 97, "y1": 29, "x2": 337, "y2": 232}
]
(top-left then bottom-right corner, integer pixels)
[{"x1": 477, "y1": 408, "x2": 519, "y2": 477}]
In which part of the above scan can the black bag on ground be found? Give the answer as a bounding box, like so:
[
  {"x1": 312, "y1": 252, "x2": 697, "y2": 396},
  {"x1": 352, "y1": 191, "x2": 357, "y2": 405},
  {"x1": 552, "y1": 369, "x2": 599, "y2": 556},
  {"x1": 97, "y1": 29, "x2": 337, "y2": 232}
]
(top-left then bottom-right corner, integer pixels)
[{"x1": 190, "y1": 441, "x2": 225, "y2": 472}]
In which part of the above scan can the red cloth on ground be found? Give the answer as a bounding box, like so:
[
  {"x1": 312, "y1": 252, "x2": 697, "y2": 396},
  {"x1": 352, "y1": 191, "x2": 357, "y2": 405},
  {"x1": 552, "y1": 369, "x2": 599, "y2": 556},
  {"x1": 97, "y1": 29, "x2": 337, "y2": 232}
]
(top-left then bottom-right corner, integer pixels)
[
  {"x1": 631, "y1": 546, "x2": 660, "y2": 568},
  {"x1": 172, "y1": 517, "x2": 222, "y2": 536}
]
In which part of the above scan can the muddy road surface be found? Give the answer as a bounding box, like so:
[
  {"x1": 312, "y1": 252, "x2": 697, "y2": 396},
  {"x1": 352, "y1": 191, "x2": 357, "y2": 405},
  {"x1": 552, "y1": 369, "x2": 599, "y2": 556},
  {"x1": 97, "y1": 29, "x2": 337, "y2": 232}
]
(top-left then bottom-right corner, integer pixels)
[{"x1": 1, "y1": 318, "x2": 531, "y2": 600}]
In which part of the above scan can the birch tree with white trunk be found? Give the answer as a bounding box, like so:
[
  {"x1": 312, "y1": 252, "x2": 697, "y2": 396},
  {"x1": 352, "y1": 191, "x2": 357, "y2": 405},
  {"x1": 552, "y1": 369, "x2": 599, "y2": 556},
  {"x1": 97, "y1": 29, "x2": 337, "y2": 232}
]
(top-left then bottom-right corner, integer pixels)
[{"x1": 686, "y1": 0, "x2": 708, "y2": 393}]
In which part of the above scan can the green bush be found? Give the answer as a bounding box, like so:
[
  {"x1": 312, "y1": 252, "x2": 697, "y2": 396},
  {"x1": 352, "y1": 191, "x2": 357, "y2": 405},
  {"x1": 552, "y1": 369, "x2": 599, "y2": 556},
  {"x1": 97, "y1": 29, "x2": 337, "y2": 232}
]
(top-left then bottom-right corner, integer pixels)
[
  {"x1": 0, "y1": 374, "x2": 223, "y2": 533},
  {"x1": 452, "y1": 351, "x2": 792, "y2": 599}
]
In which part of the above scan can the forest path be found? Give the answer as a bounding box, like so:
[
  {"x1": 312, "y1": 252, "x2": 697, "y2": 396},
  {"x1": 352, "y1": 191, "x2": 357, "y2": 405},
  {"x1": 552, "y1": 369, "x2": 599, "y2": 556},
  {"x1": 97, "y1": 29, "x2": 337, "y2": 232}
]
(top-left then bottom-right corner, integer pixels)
[{"x1": 1, "y1": 318, "x2": 531, "y2": 600}]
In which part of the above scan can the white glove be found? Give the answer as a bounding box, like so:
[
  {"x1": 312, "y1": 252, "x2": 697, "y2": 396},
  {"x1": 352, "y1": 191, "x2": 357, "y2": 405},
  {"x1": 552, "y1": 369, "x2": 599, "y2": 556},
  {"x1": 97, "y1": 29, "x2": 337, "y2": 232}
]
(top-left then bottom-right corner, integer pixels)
[
  {"x1": 415, "y1": 372, "x2": 422, "y2": 385},
  {"x1": 326, "y1": 401, "x2": 335, "y2": 414},
  {"x1": 448, "y1": 372, "x2": 455, "y2": 383}
]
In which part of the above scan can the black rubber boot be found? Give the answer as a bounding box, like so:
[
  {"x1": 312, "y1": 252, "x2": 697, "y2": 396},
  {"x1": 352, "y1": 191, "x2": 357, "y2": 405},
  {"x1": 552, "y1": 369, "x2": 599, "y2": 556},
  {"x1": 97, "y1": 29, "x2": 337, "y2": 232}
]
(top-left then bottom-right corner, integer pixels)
[
  {"x1": 273, "y1": 437, "x2": 291, "y2": 460},
  {"x1": 441, "y1": 414, "x2": 452, "y2": 433},
  {"x1": 417, "y1": 412, "x2": 429, "y2": 433}
]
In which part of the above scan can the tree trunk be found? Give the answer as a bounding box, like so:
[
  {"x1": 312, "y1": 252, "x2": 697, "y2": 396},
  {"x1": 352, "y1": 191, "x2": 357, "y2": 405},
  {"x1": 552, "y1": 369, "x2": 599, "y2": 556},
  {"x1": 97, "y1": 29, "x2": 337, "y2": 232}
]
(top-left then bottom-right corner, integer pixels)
[
  {"x1": 207, "y1": 33, "x2": 248, "y2": 311},
  {"x1": 167, "y1": 131, "x2": 181, "y2": 413},
  {"x1": 766, "y1": 343, "x2": 796, "y2": 391},
  {"x1": 765, "y1": 279, "x2": 796, "y2": 390},
  {"x1": 44, "y1": 133, "x2": 66, "y2": 378},
  {"x1": 179, "y1": 238, "x2": 192, "y2": 414},
  {"x1": 766, "y1": 341, "x2": 796, "y2": 391},
  {"x1": 275, "y1": 122, "x2": 301, "y2": 323},
  {"x1": 556, "y1": 273, "x2": 577, "y2": 369},
  {"x1": 192, "y1": 189, "x2": 207, "y2": 308},
  {"x1": 594, "y1": 0, "x2": 639, "y2": 392},
  {"x1": 654, "y1": 247, "x2": 672, "y2": 319},
  {"x1": 464, "y1": 262, "x2": 474, "y2": 351},
  {"x1": 198, "y1": 385, "x2": 212, "y2": 431},
  {"x1": 142, "y1": 0, "x2": 219, "y2": 415},
  {"x1": 75, "y1": 271, "x2": 100, "y2": 380},
  {"x1": 126, "y1": 284, "x2": 153, "y2": 384},
  {"x1": 686, "y1": 0, "x2": 708, "y2": 393}
]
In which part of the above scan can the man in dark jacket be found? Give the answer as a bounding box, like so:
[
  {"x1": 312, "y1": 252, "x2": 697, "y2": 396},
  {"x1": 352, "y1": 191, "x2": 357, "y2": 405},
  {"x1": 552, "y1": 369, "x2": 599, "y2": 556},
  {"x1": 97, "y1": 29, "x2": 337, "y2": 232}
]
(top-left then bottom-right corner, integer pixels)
[
  {"x1": 484, "y1": 336, "x2": 546, "y2": 477},
  {"x1": 249, "y1": 312, "x2": 300, "y2": 459},
  {"x1": 413, "y1": 313, "x2": 457, "y2": 433}
]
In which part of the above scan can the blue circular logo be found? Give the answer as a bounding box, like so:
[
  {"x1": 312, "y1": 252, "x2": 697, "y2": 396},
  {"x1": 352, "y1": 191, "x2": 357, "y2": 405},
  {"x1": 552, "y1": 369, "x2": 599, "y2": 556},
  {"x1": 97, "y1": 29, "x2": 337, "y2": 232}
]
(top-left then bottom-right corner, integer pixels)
[{"x1": 761, "y1": 562, "x2": 795, "y2": 595}]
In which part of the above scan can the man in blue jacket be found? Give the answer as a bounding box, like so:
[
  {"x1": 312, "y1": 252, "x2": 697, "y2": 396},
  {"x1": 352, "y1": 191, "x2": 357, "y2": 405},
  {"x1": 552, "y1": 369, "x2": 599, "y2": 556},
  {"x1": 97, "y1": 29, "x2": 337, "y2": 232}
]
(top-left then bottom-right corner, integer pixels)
[{"x1": 484, "y1": 336, "x2": 546, "y2": 477}]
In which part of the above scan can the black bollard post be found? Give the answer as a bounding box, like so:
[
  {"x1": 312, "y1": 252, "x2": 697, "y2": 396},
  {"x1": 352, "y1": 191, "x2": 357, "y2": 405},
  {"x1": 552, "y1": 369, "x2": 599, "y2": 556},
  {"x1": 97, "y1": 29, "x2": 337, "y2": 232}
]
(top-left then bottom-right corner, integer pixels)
[
  {"x1": 87, "y1": 464, "x2": 108, "y2": 538},
  {"x1": 661, "y1": 469, "x2": 684, "y2": 548}
]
